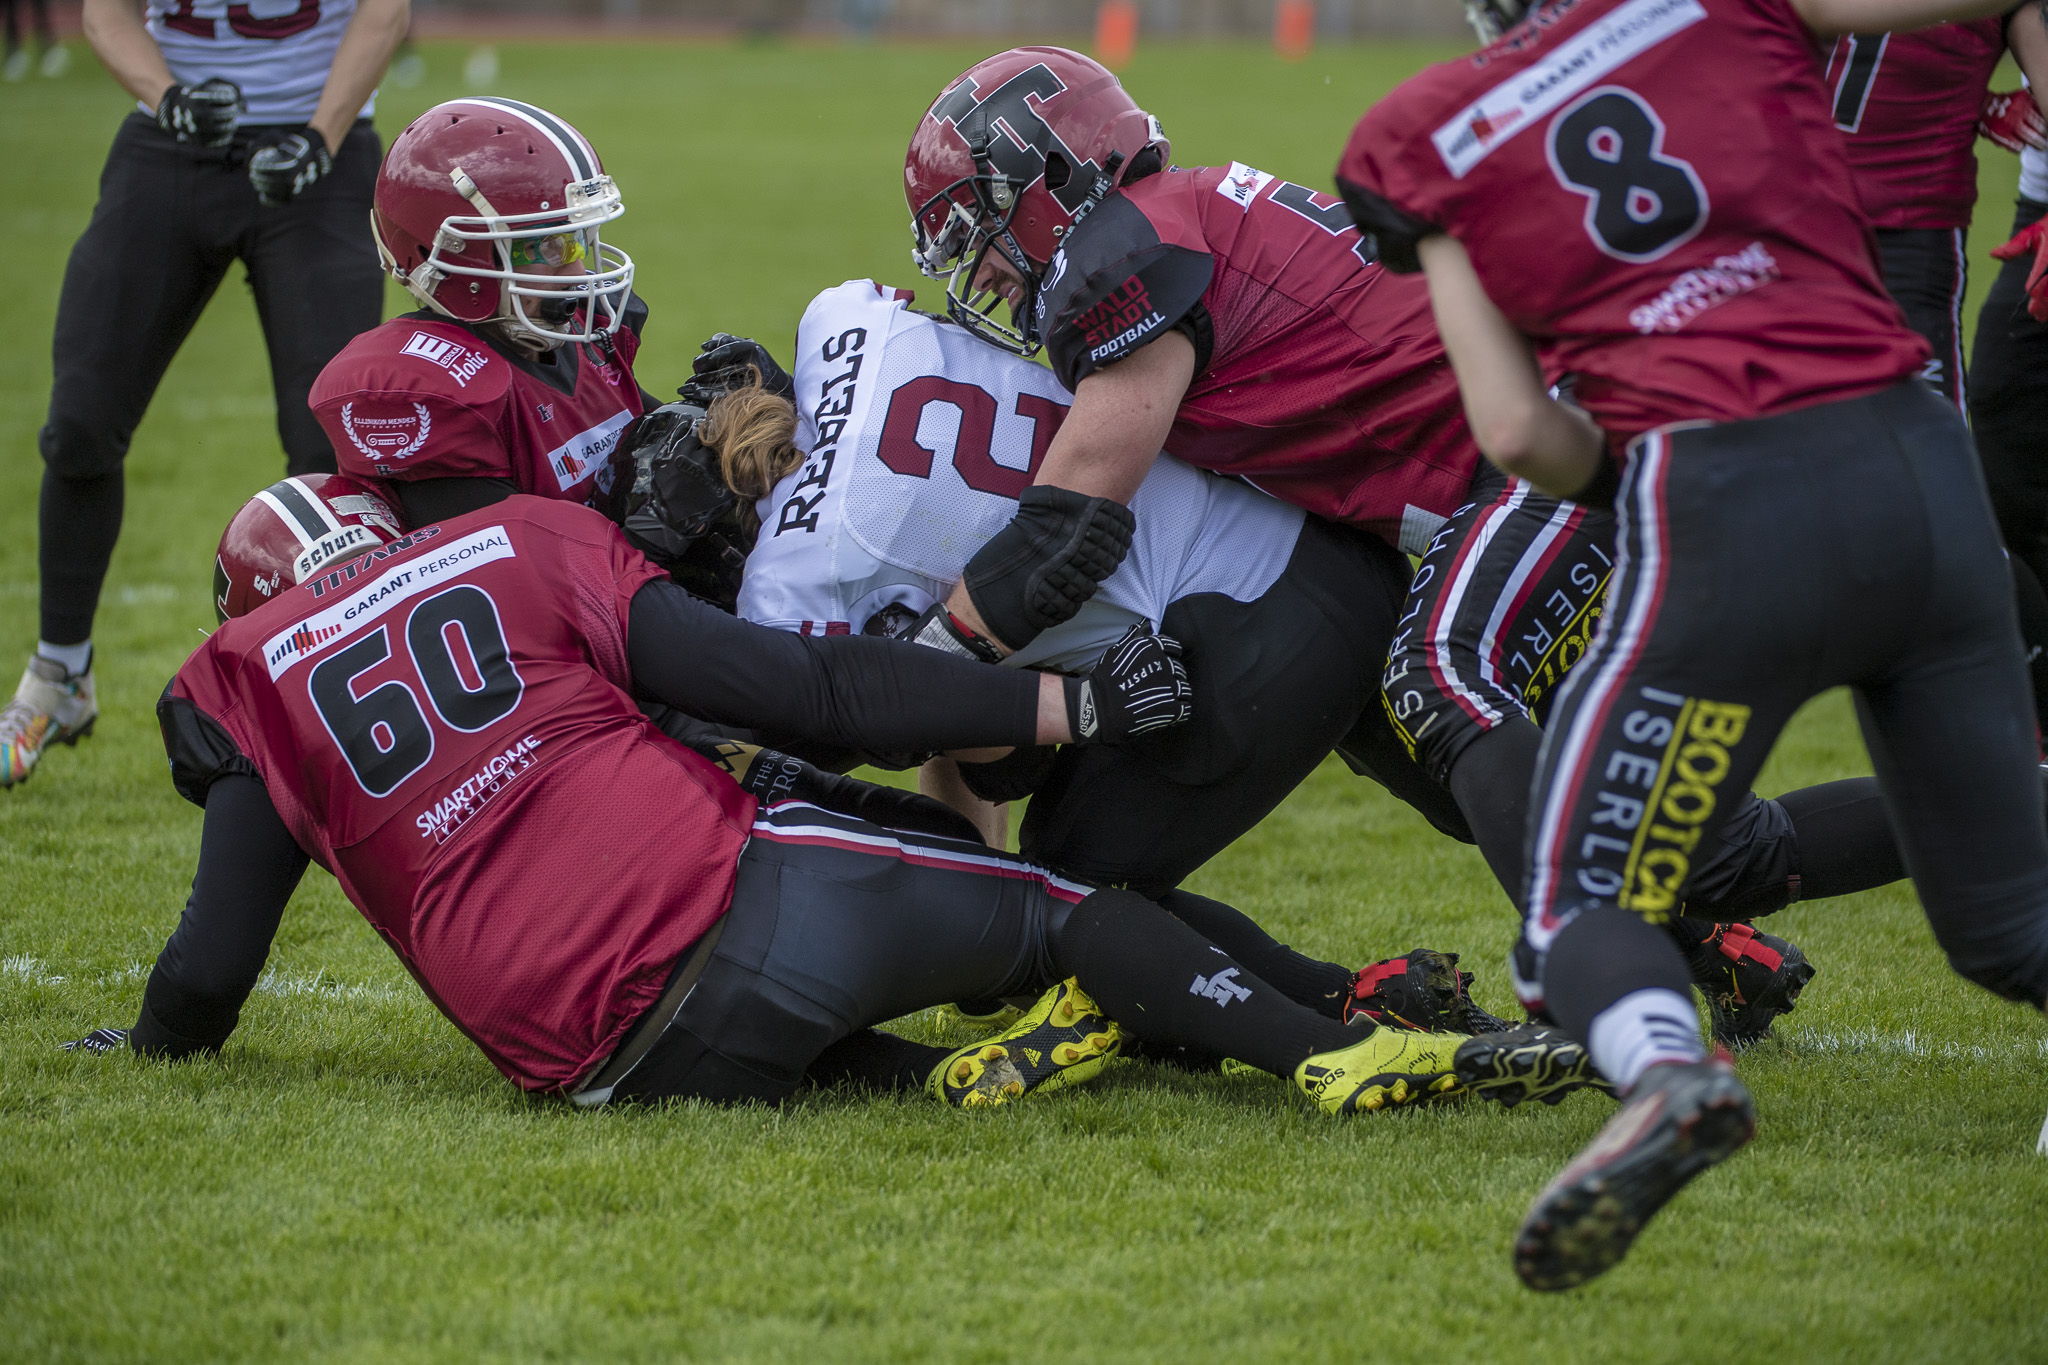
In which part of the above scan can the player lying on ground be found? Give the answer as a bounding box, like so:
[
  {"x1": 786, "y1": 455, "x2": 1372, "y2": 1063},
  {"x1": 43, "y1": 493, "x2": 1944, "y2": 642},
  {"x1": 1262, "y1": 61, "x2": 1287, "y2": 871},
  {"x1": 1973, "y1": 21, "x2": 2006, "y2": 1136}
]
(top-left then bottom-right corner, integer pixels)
[
  {"x1": 69, "y1": 483, "x2": 1593, "y2": 1113},
  {"x1": 1338, "y1": 0, "x2": 2048, "y2": 1290},
  {"x1": 894, "y1": 46, "x2": 1978, "y2": 1045}
]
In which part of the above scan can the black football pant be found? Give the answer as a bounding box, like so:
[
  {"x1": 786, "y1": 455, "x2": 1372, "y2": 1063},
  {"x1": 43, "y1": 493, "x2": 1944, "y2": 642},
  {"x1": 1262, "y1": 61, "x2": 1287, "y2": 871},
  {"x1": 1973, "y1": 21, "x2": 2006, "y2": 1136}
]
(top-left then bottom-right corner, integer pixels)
[
  {"x1": 609, "y1": 802, "x2": 1353, "y2": 1105},
  {"x1": 36, "y1": 114, "x2": 383, "y2": 646},
  {"x1": 1519, "y1": 381, "x2": 2048, "y2": 1039},
  {"x1": 1969, "y1": 197, "x2": 2048, "y2": 730}
]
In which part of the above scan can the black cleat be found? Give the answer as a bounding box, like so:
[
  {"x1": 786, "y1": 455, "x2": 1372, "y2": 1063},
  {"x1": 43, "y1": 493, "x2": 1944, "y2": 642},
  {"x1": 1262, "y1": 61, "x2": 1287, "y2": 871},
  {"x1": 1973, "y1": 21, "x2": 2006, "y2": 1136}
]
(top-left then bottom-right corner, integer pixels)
[
  {"x1": 1514, "y1": 1056, "x2": 1755, "y2": 1292},
  {"x1": 1345, "y1": 948, "x2": 1517, "y2": 1035},
  {"x1": 1455, "y1": 1024, "x2": 1615, "y2": 1108},
  {"x1": 1673, "y1": 919, "x2": 1816, "y2": 1048}
]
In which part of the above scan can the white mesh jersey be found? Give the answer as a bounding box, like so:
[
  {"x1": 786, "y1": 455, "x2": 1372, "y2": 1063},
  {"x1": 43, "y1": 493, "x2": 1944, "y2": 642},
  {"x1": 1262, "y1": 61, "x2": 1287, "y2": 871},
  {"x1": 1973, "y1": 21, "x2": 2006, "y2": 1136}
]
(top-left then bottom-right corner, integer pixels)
[
  {"x1": 739, "y1": 279, "x2": 1305, "y2": 674},
  {"x1": 2022, "y1": 146, "x2": 2047, "y2": 206},
  {"x1": 142, "y1": 0, "x2": 371, "y2": 124}
]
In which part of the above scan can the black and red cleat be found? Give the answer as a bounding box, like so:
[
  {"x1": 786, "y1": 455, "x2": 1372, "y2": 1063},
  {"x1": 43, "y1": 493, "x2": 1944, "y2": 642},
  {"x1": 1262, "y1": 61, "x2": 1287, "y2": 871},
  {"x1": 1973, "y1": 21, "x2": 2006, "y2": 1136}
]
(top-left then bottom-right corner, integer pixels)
[
  {"x1": 1513, "y1": 1053, "x2": 1756, "y2": 1292},
  {"x1": 1671, "y1": 918, "x2": 1816, "y2": 1048},
  {"x1": 1344, "y1": 948, "x2": 1516, "y2": 1035}
]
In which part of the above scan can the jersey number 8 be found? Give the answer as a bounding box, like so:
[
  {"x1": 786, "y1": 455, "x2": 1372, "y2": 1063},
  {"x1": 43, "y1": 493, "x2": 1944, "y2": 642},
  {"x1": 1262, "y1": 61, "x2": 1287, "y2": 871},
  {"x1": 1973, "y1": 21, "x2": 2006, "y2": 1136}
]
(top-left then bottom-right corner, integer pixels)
[
  {"x1": 309, "y1": 585, "x2": 527, "y2": 797},
  {"x1": 1546, "y1": 87, "x2": 1708, "y2": 264}
]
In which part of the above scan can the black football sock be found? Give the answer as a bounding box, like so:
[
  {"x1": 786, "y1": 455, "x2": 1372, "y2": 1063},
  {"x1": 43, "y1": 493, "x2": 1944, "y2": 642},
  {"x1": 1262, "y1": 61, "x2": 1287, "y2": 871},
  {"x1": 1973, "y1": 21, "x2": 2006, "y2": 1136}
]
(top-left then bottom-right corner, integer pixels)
[
  {"x1": 805, "y1": 1028, "x2": 950, "y2": 1094},
  {"x1": 1051, "y1": 889, "x2": 1354, "y2": 1077},
  {"x1": 38, "y1": 467, "x2": 123, "y2": 647},
  {"x1": 1155, "y1": 889, "x2": 1355, "y2": 1019},
  {"x1": 1446, "y1": 718, "x2": 1545, "y2": 909}
]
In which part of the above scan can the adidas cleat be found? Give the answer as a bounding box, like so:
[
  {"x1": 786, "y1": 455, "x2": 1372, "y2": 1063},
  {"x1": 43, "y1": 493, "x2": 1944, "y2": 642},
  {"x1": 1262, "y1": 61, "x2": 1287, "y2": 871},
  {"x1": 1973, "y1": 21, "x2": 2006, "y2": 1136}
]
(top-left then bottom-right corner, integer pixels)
[
  {"x1": 1454, "y1": 1024, "x2": 1615, "y2": 1109},
  {"x1": 1514, "y1": 1055, "x2": 1755, "y2": 1292},
  {"x1": 927, "y1": 977, "x2": 1121, "y2": 1109},
  {"x1": 1673, "y1": 918, "x2": 1816, "y2": 1048},
  {"x1": 0, "y1": 654, "x2": 96, "y2": 788},
  {"x1": 932, "y1": 998, "x2": 1024, "y2": 1037},
  {"x1": 1294, "y1": 1024, "x2": 1466, "y2": 1115}
]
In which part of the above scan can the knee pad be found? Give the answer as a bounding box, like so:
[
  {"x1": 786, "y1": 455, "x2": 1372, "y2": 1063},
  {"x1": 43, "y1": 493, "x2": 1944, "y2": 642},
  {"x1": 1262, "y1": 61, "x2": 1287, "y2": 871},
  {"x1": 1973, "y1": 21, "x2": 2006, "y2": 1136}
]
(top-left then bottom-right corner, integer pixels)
[{"x1": 38, "y1": 416, "x2": 128, "y2": 481}]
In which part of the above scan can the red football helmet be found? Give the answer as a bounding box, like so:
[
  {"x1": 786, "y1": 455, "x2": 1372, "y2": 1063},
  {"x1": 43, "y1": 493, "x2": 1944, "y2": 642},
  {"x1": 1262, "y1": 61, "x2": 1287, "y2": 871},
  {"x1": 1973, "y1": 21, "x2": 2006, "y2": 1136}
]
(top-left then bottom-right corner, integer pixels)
[
  {"x1": 214, "y1": 474, "x2": 405, "y2": 623},
  {"x1": 905, "y1": 47, "x2": 1168, "y2": 355},
  {"x1": 371, "y1": 97, "x2": 635, "y2": 350}
]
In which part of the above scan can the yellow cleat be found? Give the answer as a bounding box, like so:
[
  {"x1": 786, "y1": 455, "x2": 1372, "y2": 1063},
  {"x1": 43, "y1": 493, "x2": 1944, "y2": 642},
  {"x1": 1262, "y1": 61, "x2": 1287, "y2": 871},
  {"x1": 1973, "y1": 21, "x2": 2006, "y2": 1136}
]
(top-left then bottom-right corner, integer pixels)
[
  {"x1": 927, "y1": 977, "x2": 1121, "y2": 1109},
  {"x1": 1294, "y1": 1024, "x2": 1467, "y2": 1116}
]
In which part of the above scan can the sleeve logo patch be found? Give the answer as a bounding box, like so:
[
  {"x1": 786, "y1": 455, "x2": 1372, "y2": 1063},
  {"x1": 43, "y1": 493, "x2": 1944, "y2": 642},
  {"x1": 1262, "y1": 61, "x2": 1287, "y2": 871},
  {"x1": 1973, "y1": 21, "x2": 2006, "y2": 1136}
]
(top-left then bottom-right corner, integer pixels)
[
  {"x1": 1431, "y1": 0, "x2": 1706, "y2": 179},
  {"x1": 399, "y1": 330, "x2": 492, "y2": 389},
  {"x1": 339, "y1": 401, "x2": 432, "y2": 462},
  {"x1": 1073, "y1": 278, "x2": 1166, "y2": 361},
  {"x1": 542, "y1": 409, "x2": 635, "y2": 493},
  {"x1": 1216, "y1": 161, "x2": 1275, "y2": 210}
]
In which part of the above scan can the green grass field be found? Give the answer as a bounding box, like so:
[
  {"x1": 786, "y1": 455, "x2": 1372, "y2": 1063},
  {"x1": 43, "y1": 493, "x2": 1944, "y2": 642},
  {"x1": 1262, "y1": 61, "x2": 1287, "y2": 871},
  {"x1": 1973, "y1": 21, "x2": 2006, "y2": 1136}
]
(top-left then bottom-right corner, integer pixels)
[{"x1": 3, "y1": 35, "x2": 2046, "y2": 1364}]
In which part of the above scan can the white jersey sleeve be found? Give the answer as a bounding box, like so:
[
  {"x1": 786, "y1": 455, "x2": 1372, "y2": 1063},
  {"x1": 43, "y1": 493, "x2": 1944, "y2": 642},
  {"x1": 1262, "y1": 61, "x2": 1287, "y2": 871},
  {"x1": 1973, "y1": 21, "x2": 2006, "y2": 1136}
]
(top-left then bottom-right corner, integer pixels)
[
  {"x1": 739, "y1": 280, "x2": 1305, "y2": 673},
  {"x1": 142, "y1": 0, "x2": 370, "y2": 124}
]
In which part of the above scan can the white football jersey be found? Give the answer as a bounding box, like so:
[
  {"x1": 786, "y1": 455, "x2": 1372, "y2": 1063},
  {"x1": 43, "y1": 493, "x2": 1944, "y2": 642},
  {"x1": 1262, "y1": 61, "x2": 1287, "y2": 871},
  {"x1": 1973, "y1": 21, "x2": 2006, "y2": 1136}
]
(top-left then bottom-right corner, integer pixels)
[
  {"x1": 142, "y1": 0, "x2": 370, "y2": 124},
  {"x1": 740, "y1": 279, "x2": 1304, "y2": 674},
  {"x1": 2022, "y1": 146, "x2": 2047, "y2": 207}
]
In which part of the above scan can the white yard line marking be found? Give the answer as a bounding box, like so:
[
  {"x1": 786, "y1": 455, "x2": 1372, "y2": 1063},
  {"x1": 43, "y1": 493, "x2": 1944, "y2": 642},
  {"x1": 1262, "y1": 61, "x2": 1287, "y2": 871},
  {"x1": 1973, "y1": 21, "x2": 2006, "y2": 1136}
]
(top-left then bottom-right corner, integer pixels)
[{"x1": 3, "y1": 955, "x2": 413, "y2": 1005}]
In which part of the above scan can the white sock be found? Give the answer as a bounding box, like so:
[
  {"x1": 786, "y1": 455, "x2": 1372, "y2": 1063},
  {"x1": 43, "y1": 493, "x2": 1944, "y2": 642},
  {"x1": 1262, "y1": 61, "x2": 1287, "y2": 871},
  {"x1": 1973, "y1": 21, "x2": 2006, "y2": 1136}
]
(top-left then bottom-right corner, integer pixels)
[
  {"x1": 35, "y1": 640, "x2": 92, "y2": 676},
  {"x1": 1587, "y1": 988, "x2": 1704, "y2": 1093}
]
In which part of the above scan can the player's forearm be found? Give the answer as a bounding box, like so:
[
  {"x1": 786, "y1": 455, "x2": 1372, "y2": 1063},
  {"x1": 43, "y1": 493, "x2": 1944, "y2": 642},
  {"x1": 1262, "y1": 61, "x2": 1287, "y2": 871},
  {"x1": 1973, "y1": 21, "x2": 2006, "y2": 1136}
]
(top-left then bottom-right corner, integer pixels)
[
  {"x1": 1791, "y1": 0, "x2": 2015, "y2": 34},
  {"x1": 306, "y1": 0, "x2": 409, "y2": 154},
  {"x1": 1037, "y1": 330, "x2": 1196, "y2": 503},
  {"x1": 1419, "y1": 235, "x2": 1604, "y2": 499},
  {"x1": 2012, "y1": 1, "x2": 2048, "y2": 94},
  {"x1": 83, "y1": 0, "x2": 176, "y2": 108}
]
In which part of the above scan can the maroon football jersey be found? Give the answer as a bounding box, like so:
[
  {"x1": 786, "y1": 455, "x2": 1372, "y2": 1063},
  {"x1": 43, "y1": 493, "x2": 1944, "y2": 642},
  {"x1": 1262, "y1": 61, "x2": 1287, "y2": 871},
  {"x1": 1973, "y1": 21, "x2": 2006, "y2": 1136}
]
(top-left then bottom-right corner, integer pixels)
[
  {"x1": 1037, "y1": 164, "x2": 1476, "y2": 554},
  {"x1": 166, "y1": 497, "x2": 755, "y2": 1091},
  {"x1": 1825, "y1": 22, "x2": 2006, "y2": 229},
  {"x1": 312, "y1": 313, "x2": 647, "y2": 506},
  {"x1": 1338, "y1": 0, "x2": 1930, "y2": 440}
]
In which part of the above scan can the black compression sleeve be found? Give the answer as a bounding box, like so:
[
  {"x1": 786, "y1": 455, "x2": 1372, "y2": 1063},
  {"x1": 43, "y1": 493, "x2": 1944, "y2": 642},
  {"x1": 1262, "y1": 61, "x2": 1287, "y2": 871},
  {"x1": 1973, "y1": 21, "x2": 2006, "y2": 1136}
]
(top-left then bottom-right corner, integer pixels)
[
  {"x1": 392, "y1": 477, "x2": 521, "y2": 528},
  {"x1": 132, "y1": 774, "x2": 309, "y2": 1058},
  {"x1": 626, "y1": 579, "x2": 1042, "y2": 755}
]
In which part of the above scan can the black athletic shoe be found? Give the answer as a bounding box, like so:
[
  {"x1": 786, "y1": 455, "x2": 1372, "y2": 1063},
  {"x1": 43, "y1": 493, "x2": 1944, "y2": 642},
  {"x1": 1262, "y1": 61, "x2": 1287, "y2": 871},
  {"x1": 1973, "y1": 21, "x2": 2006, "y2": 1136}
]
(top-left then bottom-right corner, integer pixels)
[
  {"x1": 1672, "y1": 919, "x2": 1816, "y2": 1048},
  {"x1": 1344, "y1": 948, "x2": 1517, "y2": 1035},
  {"x1": 1514, "y1": 1056, "x2": 1755, "y2": 1292},
  {"x1": 1454, "y1": 1024, "x2": 1615, "y2": 1108}
]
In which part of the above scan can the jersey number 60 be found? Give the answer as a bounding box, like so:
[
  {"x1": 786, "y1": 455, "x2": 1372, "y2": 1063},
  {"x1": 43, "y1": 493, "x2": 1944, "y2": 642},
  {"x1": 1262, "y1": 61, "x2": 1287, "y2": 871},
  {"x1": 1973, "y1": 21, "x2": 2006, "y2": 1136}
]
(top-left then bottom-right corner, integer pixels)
[
  {"x1": 1546, "y1": 87, "x2": 1708, "y2": 264},
  {"x1": 308, "y1": 585, "x2": 527, "y2": 797}
]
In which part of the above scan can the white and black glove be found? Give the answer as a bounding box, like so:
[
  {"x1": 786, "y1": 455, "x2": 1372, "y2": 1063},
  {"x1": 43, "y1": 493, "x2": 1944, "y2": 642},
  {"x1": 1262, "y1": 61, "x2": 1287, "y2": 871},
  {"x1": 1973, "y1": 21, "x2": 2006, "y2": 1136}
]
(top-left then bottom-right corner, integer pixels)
[
  {"x1": 249, "y1": 131, "x2": 333, "y2": 207},
  {"x1": 156, "y1": 78, "x2": 243, "y2": 147},
  {"x1": 963, "y1": 486, "x2": 1136, "y2": 651},
  {"x1": 61, "y1": 1027, "x2": 130, "y2": 1054},
  {"x1": 1066, "y1": 625, "x2": 1193, "y2": 743}
]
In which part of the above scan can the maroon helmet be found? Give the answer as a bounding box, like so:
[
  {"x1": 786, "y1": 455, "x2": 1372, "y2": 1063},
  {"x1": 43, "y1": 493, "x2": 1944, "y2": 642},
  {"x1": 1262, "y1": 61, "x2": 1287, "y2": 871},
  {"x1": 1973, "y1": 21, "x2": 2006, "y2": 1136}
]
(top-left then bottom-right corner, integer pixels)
[
  {"x1": 214, "y1": 474, "x2": 405, "y2": 623},
  {"x1": 905, "y1": 47, "x2": 1167, "y2": 355},
  {"x1": 371, "y1": 97, "x2": 634, "y2": 350}
]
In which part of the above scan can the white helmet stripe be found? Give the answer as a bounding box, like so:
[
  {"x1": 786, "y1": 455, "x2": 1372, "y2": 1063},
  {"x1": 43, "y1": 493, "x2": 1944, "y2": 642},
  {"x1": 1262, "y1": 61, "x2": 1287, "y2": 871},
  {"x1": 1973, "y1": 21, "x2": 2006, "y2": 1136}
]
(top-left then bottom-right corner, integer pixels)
[
  {"x1": 254, "y1": 477, "x2": 344, "y2": 551},
  {"x1": 463, "y1": 97, "x2": 597, "y2": 180}
]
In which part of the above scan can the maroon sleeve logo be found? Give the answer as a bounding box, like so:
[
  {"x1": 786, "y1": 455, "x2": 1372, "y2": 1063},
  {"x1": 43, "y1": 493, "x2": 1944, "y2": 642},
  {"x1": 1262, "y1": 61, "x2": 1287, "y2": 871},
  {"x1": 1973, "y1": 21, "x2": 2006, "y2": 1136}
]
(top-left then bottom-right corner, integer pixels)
[{"x1": 1073, "y1": 278, "x2": 1161, "y2": 353}]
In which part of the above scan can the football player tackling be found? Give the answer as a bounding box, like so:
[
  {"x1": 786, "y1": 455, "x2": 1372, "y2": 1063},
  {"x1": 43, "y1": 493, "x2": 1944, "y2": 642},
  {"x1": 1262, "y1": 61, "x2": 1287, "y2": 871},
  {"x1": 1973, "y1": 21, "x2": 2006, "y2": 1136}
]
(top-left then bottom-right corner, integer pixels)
[{"x1": 1338, "y1": 0, "x2": 2048, "y2": 1289}]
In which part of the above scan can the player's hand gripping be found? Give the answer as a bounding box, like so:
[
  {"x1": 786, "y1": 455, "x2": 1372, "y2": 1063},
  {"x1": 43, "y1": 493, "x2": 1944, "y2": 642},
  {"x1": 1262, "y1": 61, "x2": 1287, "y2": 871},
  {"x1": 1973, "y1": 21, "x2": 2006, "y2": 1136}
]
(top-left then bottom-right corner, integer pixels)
[
  {"x1": 685, "y1": 334, "x2": 795, "y2": 403},
  {"x1": 249, "y1": 132, "x2": 334, "y2": 207},
  {"x1": 156, "y1": 78, "x2": 244, "y2": 148},
  {"x1": 61, "y1": 1028, "x2": 130, "y2": 1054},
  {"x1": 1067, "y1": 625, "x2": 1193, "y2": 743},
  {"x1": 1978, "y1": 89, "x2": 2047, "y2": 154},
  {"x1": 1991, "y1": 219, "x2": 2048, "y2": 323}
]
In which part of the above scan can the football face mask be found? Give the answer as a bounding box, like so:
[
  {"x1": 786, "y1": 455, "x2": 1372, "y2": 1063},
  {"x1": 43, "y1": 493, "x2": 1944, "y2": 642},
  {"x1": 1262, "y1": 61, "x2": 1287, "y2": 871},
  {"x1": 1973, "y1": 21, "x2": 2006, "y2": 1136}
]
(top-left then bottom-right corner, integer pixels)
[
  {"x1": 911, "y1": 178, "x2": 1044, "y2": 357},
  {"x1": 422, "y1": 173, "x2": 635, "y2": 348}
]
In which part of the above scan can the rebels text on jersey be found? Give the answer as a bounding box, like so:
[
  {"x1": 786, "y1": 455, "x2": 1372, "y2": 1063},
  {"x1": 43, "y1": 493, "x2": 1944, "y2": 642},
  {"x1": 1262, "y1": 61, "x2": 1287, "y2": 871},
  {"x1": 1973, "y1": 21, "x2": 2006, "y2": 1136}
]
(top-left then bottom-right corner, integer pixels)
[
  {"x1": 312, "y1": 314, "x2": 646, "y2": 507},
  {"x1": 1824, "y1": 22, "x2": 2007, "y2": 230},
  {"x1": 145, "y1": 0, "x2": 372, "y2": 124},
  {"x1": 1337, "y1": 0, "x2": 1929, "y2": 439},
  {"x1": 1036, "y1": 165, "x2": 1475, "y2": 555},
  {"x1": 161, "y1": 498, "x2": 755, "y2": 1090}
]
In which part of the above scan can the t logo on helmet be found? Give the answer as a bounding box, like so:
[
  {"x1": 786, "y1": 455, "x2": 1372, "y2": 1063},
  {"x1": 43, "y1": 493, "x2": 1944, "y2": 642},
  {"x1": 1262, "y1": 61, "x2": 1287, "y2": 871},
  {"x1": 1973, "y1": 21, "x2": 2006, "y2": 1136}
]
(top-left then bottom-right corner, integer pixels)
[{"x1": 929, "y1": 65, "x2": 1101, "y2": 215}]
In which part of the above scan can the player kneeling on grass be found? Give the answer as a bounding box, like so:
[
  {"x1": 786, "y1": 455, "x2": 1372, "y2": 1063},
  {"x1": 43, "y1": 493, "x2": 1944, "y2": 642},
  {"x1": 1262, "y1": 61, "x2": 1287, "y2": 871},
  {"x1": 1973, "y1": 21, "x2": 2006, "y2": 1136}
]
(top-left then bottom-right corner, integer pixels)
[{"x1": 64, "y1": 480, "x2": 1592, "y2": 1113}]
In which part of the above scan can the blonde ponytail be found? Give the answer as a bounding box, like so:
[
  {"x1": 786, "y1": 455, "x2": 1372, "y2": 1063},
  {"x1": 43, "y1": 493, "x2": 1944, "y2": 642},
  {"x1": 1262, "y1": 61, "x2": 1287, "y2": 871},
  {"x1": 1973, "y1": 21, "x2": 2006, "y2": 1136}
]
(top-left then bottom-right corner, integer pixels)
[{"x1": 700, "y1": 373, "x2": 803, "y2": 533}]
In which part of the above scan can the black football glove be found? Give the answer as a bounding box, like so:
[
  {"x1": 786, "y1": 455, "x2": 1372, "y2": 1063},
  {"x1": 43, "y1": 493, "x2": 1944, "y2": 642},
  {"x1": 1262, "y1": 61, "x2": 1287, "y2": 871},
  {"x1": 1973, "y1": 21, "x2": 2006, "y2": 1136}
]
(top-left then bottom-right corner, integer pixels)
[
  {"x1": 963, "y1": 486, "x2": 1136, "y2": 651},
  {"x1": 685, "y1": 333, "x2": 795, "y2": 404},
  {"x1": 156, "y1": 78, "x2": 244, "y2": 147},
  {"x1": 1065, "y1": 625, "x2": 1193, "y2": 743},
  {"x1": 249, "y1": 131, "x2": 333, "y2": 207},
  {"x1": 697, "y1": 739, "x2": 985, "y2": 844},
  {"x1": 61, "y1": 1027, "x2": 131, "y2": 1054}
]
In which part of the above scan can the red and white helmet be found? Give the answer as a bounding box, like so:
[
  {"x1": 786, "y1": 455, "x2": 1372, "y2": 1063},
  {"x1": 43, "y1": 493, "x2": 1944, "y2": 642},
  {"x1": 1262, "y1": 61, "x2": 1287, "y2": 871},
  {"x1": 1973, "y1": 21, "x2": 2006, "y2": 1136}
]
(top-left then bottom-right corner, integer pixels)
[
  {"x1": 213, "y1": 474, "x2": 405, "y2": 623},
  {"x1": 905, "y1": 47, "x2": 1167, "y2": 355},
  {"x1": 371, "y1": 98, "x2": 634, "y2": 350}
]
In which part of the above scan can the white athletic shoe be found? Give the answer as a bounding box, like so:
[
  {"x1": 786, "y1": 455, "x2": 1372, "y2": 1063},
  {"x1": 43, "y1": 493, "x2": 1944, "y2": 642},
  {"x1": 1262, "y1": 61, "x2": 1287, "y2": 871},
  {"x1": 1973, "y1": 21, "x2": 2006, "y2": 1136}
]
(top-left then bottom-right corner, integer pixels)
[
  {"x1": 0, "y1": 654, "x2": 97, "y2": 787},
  {"x1": 2036, "y1": 1102, "x2": 2047, "y2": 1157},
  {"x1": 39, "y1": 45, "x2": 69, "y2": 78}
]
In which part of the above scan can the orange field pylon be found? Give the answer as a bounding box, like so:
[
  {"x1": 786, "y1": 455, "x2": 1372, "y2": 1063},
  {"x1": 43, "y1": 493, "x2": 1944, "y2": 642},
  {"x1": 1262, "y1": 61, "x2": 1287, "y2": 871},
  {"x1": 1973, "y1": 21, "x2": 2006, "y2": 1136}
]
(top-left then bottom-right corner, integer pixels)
[
  {"x1": 1275, "y1": 0, "x2": 1314, "y2": 60},
  {"x1": 1096, "y1": 0, "x2": 1139, "y2": 69}
]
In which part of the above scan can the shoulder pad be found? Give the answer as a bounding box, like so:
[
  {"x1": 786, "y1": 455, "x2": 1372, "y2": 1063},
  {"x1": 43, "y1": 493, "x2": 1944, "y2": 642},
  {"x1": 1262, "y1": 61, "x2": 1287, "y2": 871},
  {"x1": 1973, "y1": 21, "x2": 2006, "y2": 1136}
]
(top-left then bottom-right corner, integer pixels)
[
  {"x1": 312, "y1": 320, "x2": 509, "y2": 409},
  {"x1": 156, "y1": 686, "x2": 258, "y2": 808},
  {"x1": 1335, "y1": 178, "x2": 1438, "y2": 274},
  {"x1": 1041, "y1": 191, "x2": 1214, "y2": 389}
]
